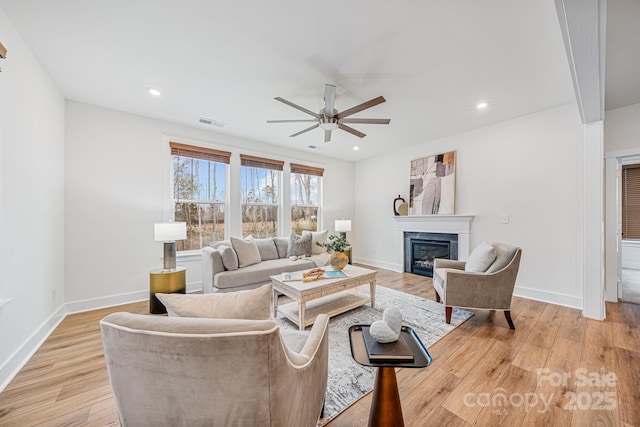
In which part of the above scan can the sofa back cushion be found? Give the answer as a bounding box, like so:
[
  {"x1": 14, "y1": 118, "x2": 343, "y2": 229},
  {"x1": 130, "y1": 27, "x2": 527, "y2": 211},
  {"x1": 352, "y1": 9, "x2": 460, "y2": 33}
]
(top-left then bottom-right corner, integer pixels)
[
  {"x1": 156, "y1": 283, "x2": 272, "y2": 320},
  {"x1": 274, "y1": 237, "x2": 289, "y2": 258},
  {"x1": 250, "y1": 237, "x2": 279, "y2": 261},
  {"x1": 231, "y1": 236, "x2": 262, "y2": 268}
]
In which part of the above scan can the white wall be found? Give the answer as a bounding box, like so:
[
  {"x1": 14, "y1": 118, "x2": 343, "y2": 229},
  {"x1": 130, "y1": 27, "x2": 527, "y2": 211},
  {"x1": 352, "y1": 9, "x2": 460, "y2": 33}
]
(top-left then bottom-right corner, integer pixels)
[
  {"x1": 0, "y1": 9, "x2": 65, "y2": 389},
  {"x1": 604, "y1": 102, "x2": 640, "y2": 153},
  {"x1": 353, "y1": 103, "x2": 586, "y2": 308},
  {"x1": 603, "y1": 103, "x2": 640, "y2": 298},
  {"x1": 64, "y1": 101, "x2": 354, "y2": 308}
]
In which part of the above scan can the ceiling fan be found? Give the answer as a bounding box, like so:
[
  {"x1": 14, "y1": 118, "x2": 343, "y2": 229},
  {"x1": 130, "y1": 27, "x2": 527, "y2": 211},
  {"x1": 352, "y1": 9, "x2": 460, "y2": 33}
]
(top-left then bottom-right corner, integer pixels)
[{"x1": 267, "y1": 84, "x2": 390, "y2": 142}]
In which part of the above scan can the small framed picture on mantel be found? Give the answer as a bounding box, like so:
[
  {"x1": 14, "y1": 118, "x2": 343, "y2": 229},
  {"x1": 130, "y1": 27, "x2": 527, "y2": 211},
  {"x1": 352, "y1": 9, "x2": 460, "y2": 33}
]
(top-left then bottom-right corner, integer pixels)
[{"x1": 409, "y1": 151, "x2": 456, "y2": 215}]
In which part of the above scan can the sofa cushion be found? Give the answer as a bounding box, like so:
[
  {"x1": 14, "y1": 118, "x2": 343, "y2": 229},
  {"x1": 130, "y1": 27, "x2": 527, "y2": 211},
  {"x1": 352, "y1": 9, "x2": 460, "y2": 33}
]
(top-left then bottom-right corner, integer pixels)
[
  {"x1": 286, "y1": 233, "x2": 312, "y2": 257},
  {"x1": 231, "y1": 236, "x2": 262, "y2": 268},
  {"x1": 274, "y1": 237, "x2": 289, "y2": 258},
  {"x1": 217, "y1": 245, "x2": 239, "y2": 271},
  {"x1": 155, "y1": 283, "x2": 272, "y2": 320},
  {"x1": 486, "y1": 242, "x2": 519, "y2": 273},
  {"x1": 303, "y1": 230, "x2": 328, "y2": 255},
  {"x1": 465, "y1": 242, "x2": 497, "y2": 273},
  {"x1": 250, "y1": 237, "x2": 279, "y2": 261},
  {"x1": 215, "y1": 258, "x2": 316, "y2": 290}
]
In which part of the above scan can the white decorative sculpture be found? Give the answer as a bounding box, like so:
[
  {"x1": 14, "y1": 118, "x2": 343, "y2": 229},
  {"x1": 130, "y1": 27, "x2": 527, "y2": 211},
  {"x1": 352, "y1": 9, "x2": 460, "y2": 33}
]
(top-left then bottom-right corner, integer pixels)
[{"x1": 369, "y1": 306, "x2": 403, "y2": 343}]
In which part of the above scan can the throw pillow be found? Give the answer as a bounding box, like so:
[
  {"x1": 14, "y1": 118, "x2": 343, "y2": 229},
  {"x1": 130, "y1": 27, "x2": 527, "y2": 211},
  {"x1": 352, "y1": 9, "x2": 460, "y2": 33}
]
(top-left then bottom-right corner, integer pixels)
[
  {"x1": 230, "y1": 236, "x2": 261, "y2": 268},
  {"x1": 465, "y1": 242, "x2": 497, "y2": 272},
  {"x1": 286, "y1": 233, "x2": 312, "y2": 257},
  {"x1": 273, "y1": 237, "x2": 289, "y2": 258},
  {"x1": 156, "y1": 283, "x2": 272, "y2": 320},
  {"x1": 485, "y1": 242, "x2": 519, "y2": 273},
  {"x1": 302, "y1": 229, "x2": 329, "y2": 255},
  {"x1": 249, "y1": 237, "x2": 279, "y2": 261},
  {"x1": 217, "y1": 245, "x2": 239, "y2": 271}
]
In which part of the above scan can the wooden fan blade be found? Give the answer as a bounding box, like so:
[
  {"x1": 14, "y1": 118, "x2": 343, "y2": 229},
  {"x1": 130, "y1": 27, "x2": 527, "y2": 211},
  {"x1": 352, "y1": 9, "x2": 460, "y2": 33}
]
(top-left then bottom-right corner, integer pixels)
[
  {"x1": 274, "y1": 97, "x2": 320, "y2": 118},
  {"x1": 267, "y1": 119, "x2": 318, "y2": 123},
  {"x1": 290, "y1": 123, "x2": 319, "y2": 137},
  {"x1": 324, "y1": 130, "x2": 332, "y2": 142},
  {"x1": 335, "y1": 96, "x2": 386, "y2": 119},
  {"x1": 324, "y1": 84, "x2": 336, "y2": 118},
  {"x1": 338, "y1": 123, "x2": 366, "y2": 138},
  {"x1": 338, "y1": 118, "x2": 390, "y2": 124}
]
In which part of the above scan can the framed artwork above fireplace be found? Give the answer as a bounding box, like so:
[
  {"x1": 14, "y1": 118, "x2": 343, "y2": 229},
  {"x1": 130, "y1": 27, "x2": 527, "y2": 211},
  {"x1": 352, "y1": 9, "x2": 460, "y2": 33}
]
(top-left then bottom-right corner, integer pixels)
[{"x1": 409, "y1": 151, "x2": 456, "y2": 215}]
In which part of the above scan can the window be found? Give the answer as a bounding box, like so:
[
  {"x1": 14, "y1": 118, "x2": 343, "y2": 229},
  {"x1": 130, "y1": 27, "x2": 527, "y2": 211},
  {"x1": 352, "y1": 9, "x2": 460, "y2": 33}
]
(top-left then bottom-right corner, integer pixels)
[
  {"x1": 290, "y1": 163, "x2": 323, "y2": 234},
  {"x1": 171, "y1": 142, "x2": 229, "y2": 251},
  {"x1": 622, "y1": 164, "x2": 640, "y2": 240},
  {"x1": 240, "y1": 155, "x2": 283, "y2": 238}
]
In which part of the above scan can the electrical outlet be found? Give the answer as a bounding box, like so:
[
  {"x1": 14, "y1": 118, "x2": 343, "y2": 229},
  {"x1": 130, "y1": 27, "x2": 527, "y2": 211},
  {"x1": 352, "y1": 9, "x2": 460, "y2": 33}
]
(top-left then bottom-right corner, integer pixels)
[
  {"x1": 372, "y1": 248, "x2": 377, "y2": 256},
  {"x1": 500, "y1": 214, "x2": 510, "y2": 224},
  {"x1": 51, "y1": 287, "x2": 56, "y2": 300}
]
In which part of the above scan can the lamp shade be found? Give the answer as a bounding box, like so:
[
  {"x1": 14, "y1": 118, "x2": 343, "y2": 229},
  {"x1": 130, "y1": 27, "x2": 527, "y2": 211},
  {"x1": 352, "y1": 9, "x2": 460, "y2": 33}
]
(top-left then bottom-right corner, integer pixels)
[
  {"x1": 154, "y1": 222, "x2": 187, "y2": 241},
  {"x1": 335, "y1": 219, "x2": 351, "y2": 232}
]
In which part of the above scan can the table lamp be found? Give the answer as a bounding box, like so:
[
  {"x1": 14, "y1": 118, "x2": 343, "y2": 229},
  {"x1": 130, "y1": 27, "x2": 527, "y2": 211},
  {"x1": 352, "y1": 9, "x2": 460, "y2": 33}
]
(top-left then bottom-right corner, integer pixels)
[
  {"x1": 335, "y1": 219, "x2": 351, "y2": 240},
  {"x1": 154, "y1": 222, "x2": 186, "y2": 270}
]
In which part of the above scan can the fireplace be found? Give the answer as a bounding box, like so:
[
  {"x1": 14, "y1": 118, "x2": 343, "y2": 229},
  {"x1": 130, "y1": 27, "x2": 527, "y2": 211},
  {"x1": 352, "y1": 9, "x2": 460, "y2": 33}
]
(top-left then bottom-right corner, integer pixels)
[{"x1": 404, "y1": 232, "x2": 458, "y2": 277}]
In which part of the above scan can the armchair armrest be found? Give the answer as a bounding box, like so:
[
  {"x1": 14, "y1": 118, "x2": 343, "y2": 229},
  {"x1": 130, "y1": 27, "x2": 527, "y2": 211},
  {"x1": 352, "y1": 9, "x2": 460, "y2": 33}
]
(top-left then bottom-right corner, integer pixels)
[
  {"x1": 434, "y1": 258, "x2": 466, "y2": 270},
  {"x1": 201, "y1": 247, "x2": 225, "y2": 293},
  {"x1": 297, "y1": 314, "x2": 329, "y2": 362},
  {"x1": 442, "y1": 269, "x2": 516, "y2": 310}
]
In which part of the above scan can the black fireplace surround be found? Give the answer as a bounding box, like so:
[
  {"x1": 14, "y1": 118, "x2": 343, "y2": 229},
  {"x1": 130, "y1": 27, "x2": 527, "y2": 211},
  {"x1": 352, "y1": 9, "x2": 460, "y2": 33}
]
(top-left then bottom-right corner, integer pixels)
[{"x1": 404, "y1": 232, "x2": 458, "y2": 277}]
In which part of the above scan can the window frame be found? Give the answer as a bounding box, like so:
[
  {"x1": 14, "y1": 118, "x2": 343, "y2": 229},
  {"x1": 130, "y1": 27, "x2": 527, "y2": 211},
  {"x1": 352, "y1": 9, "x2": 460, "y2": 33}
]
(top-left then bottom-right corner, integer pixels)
[
  {"x1": 290, "y1": 163, "x2": 324, "y2": 234},
  {"x1": 240, "y1": 154, "x2": 284, "y2": 238},
  {"x1": 170, "y1": 141, "x2": 230, "y2": 254}
]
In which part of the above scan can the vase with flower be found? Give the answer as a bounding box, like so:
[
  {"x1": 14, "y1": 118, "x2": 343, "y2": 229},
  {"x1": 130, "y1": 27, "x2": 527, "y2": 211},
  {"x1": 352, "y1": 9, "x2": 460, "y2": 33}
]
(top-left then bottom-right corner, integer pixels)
[{"x1": 316, "y1": 234, "x2": 350, "y2": 270}]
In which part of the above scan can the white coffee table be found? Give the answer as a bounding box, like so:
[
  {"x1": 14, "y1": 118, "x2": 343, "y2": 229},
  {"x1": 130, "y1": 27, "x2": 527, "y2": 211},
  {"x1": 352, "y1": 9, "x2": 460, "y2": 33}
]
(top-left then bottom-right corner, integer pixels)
[{"x1": 271, "y1": 264, "x2": 377, "y2": 330}]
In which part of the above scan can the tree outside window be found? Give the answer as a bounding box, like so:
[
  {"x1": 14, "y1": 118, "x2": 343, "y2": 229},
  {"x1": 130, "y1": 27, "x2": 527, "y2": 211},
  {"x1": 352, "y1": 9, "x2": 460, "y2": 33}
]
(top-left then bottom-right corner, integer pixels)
[
  {"x1": 171, "y1": 142, "x2": 228, "y2": 251},
  {"x1": 240, "y1": 155, "x2": 283, "y2": 238},
  {"x1": 290, "y1": 163, "x2": 323, "y2": 234}
]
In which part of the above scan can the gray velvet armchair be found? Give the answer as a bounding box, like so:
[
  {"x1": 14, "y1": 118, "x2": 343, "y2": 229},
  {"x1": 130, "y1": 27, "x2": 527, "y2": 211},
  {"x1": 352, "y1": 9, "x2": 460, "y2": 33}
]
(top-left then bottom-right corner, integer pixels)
[
  {"x1": 433, "y1": 242, "x2": 522, "y2": 329},
  {"x1": 100, "y1": 312, "x2": 329, "y2": 427}
]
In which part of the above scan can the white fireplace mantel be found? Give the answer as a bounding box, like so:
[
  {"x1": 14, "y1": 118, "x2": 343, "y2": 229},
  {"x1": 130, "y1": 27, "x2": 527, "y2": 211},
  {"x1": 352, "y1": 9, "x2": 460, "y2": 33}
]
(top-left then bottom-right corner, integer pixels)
[{"x1": 393, "y1": 214, "x2": 475, "y2": 262}]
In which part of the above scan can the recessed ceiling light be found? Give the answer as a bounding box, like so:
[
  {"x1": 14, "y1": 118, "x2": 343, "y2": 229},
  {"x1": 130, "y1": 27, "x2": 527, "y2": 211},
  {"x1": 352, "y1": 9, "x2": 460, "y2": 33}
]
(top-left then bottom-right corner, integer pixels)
[
  {"x1": 476, "y1": 102, "x2": 488, "y2": 109},
  {"x1": 353, "y1": 146, "x2": 360, "y2": 151},
  {"x1": 148, "y1": 88, "x2": 162, "y2": 97}
]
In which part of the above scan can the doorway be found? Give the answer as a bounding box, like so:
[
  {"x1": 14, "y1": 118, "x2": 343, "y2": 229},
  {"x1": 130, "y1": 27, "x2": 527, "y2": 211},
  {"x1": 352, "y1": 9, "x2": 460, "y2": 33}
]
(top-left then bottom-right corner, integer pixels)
[{"x1": 605, "y1": 153, "x2": 640, "y2": 304}]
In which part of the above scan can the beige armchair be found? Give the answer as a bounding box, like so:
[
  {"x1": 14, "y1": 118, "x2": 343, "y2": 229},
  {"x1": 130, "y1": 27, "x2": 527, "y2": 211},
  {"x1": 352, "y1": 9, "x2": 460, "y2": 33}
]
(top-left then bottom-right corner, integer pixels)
[
  {"x1": 100, "y1": 312, "x2": 329, "y2": 427},
  {"x1": 433, "y1": 242, "x2": 522, "y2": 329}
]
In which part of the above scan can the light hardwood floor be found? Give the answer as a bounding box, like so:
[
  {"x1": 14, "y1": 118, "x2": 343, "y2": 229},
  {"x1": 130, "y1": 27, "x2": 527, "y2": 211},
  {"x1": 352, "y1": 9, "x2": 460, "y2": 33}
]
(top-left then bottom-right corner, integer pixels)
[{"x1": 1, "y1": 266, "x2": 639, "y2": 426}]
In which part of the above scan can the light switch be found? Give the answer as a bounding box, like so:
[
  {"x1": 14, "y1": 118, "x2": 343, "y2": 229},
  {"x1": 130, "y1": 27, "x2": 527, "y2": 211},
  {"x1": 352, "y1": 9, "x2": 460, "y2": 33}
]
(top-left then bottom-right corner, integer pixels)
[{"x1": 500, "y1": 214, "x2": 510, "y2": 224}]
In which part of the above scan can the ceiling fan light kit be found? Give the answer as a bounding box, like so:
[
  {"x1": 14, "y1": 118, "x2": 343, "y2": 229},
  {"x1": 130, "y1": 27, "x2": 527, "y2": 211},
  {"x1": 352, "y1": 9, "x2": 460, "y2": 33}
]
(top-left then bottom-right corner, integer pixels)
[{"x1": 268, "y1": 84, "x2": 390, "y2": 143}]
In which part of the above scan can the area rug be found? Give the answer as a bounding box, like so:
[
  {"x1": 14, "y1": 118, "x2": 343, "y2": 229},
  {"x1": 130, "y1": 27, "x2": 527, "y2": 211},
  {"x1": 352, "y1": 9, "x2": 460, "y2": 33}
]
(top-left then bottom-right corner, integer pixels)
[{"x1": 275, "y1": 286, "x2": 473, "y2": 421}]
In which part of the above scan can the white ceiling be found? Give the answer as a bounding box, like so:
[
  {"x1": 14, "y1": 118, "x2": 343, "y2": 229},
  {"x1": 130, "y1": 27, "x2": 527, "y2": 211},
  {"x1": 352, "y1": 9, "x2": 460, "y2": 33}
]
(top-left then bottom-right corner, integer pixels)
[{"x1": 0, "y1": 1, "x2": 587, "y2": 161}]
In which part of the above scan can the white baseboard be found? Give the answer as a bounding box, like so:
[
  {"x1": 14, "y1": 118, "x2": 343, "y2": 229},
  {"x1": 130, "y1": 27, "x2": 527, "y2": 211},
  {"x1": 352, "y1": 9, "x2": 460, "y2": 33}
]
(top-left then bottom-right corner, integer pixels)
[
  {"x1": 65, "y1": 281, "x2": 203, "y2": 315},
  {"x1": 353, "y1": 256, "x2": 402, "y2": 272},
  {"x1": 0, "y1": 304, "x2": 66, "y2": 392},
  {"x1": 513, "y1": 285, "x2": 583, "y2": 310},
  {"x1": 65, "y1": 290, "x2": 149, "y2": 314},
  {"x1": 0, "y1": 283, "x2": 205, "y2": 392}
]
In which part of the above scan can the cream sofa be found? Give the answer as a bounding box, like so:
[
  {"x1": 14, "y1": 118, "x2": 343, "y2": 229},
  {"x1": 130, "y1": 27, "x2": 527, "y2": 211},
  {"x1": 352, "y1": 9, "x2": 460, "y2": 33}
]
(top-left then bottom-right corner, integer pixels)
[{"x1": 202, "y1": 237, "x2": 318, "y2": 293}]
